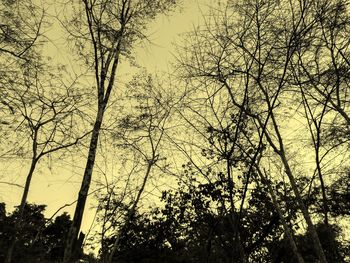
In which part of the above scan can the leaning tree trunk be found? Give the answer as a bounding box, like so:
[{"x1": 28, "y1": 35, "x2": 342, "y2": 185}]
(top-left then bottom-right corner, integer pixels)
[
  {"x1": 279, "y1": 149, "x2": 328, "y2": 263},
  {"x1": 255, "y1": 166, "x2": 305, "y2": 263},
  {"x1": 107, "y1": 160, "x2": 154, "y2": 263},
  {"x1": 268, "y1": 114, "x2": 328, "y2": 263},
  {"x1": 63, "y1": 107, "x2": 104, "y2": 263}
]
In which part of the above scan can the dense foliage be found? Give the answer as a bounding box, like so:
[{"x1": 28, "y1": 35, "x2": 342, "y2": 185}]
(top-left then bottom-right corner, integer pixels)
[{"x1": 0, "y1": 203, "x2": 72, "y2": 262}]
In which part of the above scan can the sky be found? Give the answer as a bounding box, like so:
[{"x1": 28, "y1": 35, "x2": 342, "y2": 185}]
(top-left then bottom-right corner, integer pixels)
[{"x1": 0, "y1": 0, "x2": 213, "y2": 235}]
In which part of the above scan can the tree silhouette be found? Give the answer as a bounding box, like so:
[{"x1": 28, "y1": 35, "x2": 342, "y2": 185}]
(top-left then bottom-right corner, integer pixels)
[
  {"x1": 0, "y1": 203, "x2": 75, "y2": 263},
  {"x1": 62, "y1": 1, "x2": 179, "y2": 262}
]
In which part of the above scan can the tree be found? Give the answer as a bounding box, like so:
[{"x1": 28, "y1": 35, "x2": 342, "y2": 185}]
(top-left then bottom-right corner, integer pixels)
[
  {"x1": 0, "y1": 202, "x2": 74, "y2": 263},
  {"x1": 286, "y1": 0, "x2": 350, "y2": 228},
  {"x1": 62, "y1": 1, "x2": 179, "y2": 262},
  {"x1": 99, "y1": 165, "x2": 348, "y2": 262},
  {"x1": 90, "y1": 72, "x2": 175, "y2": 262},
  {"x1": 2, "y1": 63, "x2": 89, "y2": 263},
  {"x1": 175, "y1": 0, "x2": 350, "y2": 262}
]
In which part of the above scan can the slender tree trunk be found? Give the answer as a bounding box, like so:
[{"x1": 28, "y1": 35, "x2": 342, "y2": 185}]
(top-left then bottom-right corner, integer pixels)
[
  {"x1": 279, "y1": 149, "x2": 328, "y2": 263},
  {"x1": 315, "y1": 141, "x2": 329, "y2": 225},
  {"x1": 5, "y1": 158, "x2": 38, "y2": 263},
  {"x1": 107, "y1": 161, "x2": 153, "y2": 263},
  {"x1": 63, "y1": 107, "x2": 104, "y2": 263},
  {"x1": 301, "y1": 86, "x2": 330, "y2": 226},
  {"x1": 226, "y1": 159, "x2": 248, "y2": 263},
  {"x1": 225, "y1": 89, "x2": 327, "y2": 262},
  {"x1": 256, "y1": 167, "x2": 304, "y2": 263},
  {"x1": 268, "y1": 114, "x2": 328, "y2": 263},
  {"x1": 268, "y1": 185, "x2": 304, "y2": 263}
]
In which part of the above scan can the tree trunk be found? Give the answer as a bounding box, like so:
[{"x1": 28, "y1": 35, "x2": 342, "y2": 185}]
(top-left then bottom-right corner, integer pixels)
[
  {"x1": 279, "y1": 150, "x2": 328, "y2": 263},
  {"x1": 269, "y1": 114, "x2": 328, "y2": 263},
  {"x1": 226, "y1": 159, "x2": 248, "y2": 263},
  {"x1": 256, "y1": 167, "x2": 304, "y2": 263},
  {"x1": 315, "y1": 142, "x2": 329, "y2": 225},
  {"x1": 107, "y1": 161, "x2": 153, "y2": 263},
  {"x1": 5, "y1": 158, "x2": 38, "y2": 263},
  {"x1": 63, "y1": 108, "x2": 104, "y2": 263}
]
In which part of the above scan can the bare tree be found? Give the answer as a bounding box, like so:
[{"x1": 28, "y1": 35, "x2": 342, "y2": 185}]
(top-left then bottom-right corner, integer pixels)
[
  {"x1": 292, "y1": 0, "x2": 350, "y2": 126},
  {"x1": 175, "y1": 0, "x2": 338, "y2": 262},
  {"x1": 61, "y1": 1, "x2": 179, "y2": 261},
  {"x1": 2, "y1": 64, "x2": 89, "y2": 263},
  {"x1": 105, "y1": 73, "x2": 175, "y2": 262},
  {"x1": 87, "y1": 73, "x2": 175, "y2": 262}
]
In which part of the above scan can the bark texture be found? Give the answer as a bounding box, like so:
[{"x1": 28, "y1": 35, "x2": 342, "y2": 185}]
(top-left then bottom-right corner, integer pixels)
[{"x1": 63, "y1": 109, "x2": 104, "y2": 263}]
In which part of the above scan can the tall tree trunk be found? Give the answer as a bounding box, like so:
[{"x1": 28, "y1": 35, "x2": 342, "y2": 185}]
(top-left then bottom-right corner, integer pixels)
[
  {"x1": 107, "y1": 161, "x2": 153, "y2": 263},
  {"x1": 5, "y1": 157, "x2": 38, "y2": 263},
  {"x1": 301, "y1": 86, "x2": 329, "y2": 226},
  {"x1": 256, "y1": 167, "x2": 305, "y2": 263},
  {"x1": 63, "y1": 108, "x2": 104, "y2": 263},
  {"x1": 268, "y1": 113, "x2": 328, "y2": 263},
  {"x1": 279, "y1": 149, "x2": 328, "y2": 263}
]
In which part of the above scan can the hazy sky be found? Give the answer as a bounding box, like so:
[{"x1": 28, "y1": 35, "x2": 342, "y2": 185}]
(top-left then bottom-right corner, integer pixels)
[{"x1": 0, "y1": 0, "x2": 213, "y2": 234}]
